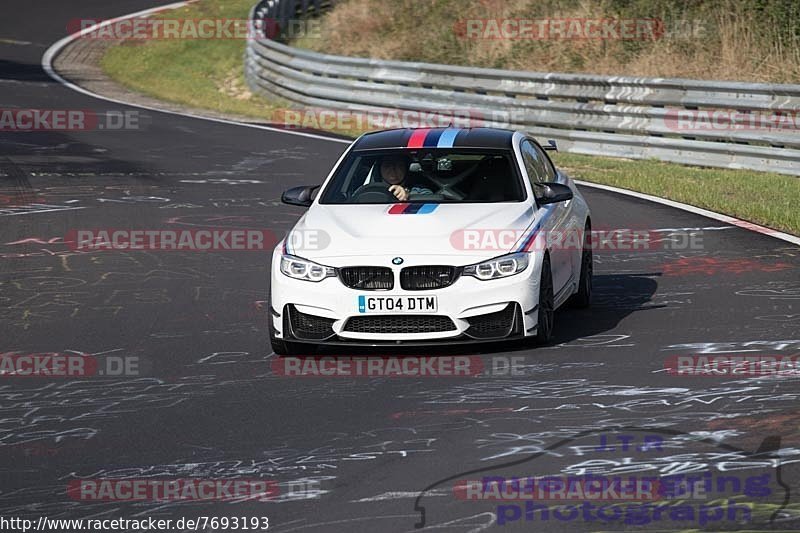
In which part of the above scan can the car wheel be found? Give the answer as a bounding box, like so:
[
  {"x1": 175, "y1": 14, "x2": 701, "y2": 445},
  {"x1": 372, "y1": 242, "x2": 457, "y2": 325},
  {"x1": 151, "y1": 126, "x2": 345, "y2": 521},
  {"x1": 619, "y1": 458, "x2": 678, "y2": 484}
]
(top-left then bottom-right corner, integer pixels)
[
  {"x1": 569, "y1": 223, "x2": 592, "y2": 308},
  {"x1": 534, "y1": 254, "x2": 555, "y2": 344}
]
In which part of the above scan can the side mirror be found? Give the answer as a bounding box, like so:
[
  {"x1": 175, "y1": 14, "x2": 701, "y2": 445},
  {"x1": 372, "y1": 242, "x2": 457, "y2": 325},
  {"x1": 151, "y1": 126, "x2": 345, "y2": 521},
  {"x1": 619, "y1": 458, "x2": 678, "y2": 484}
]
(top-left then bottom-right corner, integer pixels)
[
  {"x1": 281, "y1": 185, "x2": 319, "y2": 207},
  {"x1": 536, "y1": 182, "x2": 573, "y2": 205}
]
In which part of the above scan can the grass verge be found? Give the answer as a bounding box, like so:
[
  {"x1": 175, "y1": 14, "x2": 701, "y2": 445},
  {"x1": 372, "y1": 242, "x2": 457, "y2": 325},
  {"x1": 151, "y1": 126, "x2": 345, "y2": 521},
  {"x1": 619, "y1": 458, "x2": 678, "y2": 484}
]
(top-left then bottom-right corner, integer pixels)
[
  {"x1": 552, "y1": 153, "x2": 800, "y2": 236},
  {"x1": 100, "y1": 0, "x2": 800, "y2": 236},
  {"x1": 101, "y1": 0, "x2": 281, "y2": 120}
]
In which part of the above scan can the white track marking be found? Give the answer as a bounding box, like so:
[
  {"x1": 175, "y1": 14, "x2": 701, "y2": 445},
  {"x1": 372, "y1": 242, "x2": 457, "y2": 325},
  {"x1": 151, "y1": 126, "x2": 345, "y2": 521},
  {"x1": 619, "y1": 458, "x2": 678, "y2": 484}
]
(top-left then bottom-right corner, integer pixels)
[{"x1": 576, "y1": 180, "x2": 800, "y2": 245}]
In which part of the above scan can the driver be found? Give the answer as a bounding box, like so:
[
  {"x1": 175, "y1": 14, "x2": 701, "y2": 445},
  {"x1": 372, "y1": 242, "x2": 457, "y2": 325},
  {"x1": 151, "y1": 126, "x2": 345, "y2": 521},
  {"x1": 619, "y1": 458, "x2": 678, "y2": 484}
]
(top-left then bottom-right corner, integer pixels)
[{"x1": 380, "y1": 154, "x2": 433, "y2": 201}]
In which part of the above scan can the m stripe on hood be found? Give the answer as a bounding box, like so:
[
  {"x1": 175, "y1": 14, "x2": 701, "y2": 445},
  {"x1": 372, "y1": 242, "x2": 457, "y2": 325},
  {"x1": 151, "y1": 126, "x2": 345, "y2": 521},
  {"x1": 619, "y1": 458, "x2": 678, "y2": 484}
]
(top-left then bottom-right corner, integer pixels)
[{"x1": 388, "y1": 203, "x2": 439, "y2": 214}]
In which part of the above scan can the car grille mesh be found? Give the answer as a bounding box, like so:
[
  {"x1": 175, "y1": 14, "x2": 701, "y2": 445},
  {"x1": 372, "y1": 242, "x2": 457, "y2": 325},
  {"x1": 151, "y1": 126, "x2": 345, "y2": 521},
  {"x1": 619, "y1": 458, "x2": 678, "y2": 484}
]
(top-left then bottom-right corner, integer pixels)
[
  {"x1": 343, "y1": 315, "x2": 457, "y2": 334},
  {"x1": 465, "y1": 304, "x2": 517, "y2": 339},
  {"x1": 400, "y1": 265, "x2": 458, "y2": 290},
  {"x1": 339, "y1": 266, "x2": 394, "y2": 290},
  {"x1": 288, "y1": 305, "x2": 335, "y2": 340}
]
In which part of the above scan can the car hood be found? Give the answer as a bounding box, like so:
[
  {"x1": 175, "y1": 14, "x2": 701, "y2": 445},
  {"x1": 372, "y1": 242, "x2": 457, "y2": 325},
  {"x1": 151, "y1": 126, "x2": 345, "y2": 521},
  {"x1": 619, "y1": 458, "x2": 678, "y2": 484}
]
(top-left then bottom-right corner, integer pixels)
[{"x1": 284, "y1": 202, "x2": 536, "y2": 263}]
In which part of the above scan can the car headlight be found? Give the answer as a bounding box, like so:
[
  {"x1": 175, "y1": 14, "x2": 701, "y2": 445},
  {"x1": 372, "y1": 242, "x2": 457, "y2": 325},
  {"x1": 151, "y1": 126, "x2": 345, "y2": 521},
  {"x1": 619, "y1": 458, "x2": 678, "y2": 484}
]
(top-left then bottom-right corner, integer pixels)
[
  {"x1": 462, "y1": 252, "x2": 530, "y2": 280},
  {"x1": 280, "y1": 254, "x2": 336, "y2": 282}
]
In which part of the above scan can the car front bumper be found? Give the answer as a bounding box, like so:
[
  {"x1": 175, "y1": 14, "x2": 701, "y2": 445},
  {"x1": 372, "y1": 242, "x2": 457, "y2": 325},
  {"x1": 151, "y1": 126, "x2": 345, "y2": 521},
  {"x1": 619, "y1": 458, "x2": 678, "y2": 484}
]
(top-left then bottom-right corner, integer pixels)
[{"x1": 270, "y1": 252, "x2": 545, "y2": 345}]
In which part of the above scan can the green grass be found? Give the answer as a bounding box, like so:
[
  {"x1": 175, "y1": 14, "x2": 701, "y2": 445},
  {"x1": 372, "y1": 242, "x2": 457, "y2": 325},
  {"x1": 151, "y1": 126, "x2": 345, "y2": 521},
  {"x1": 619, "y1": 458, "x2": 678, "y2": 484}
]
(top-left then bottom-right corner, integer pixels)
[
  {"x1": 101, "y1": 0, "x2": 283, "y2": 119},
  {"x1": 551, "y1": 153, "x2": 800, "y2": 235},
  {"x1": 100, "y1": 0, "x2": 800, "y2": 236}
]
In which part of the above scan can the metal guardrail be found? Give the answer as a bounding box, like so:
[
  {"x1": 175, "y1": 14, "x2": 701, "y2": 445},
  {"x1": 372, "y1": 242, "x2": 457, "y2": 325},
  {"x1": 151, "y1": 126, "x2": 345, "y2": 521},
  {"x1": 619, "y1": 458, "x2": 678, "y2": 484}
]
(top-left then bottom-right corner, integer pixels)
[{"x1": 246, "y1": 0, "x2": 800, "y2": 176}]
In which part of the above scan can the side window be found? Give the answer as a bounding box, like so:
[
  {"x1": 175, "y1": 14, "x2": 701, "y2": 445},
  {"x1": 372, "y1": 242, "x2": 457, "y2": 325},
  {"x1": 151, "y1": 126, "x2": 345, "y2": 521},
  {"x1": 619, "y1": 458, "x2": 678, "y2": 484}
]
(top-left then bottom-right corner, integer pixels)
[
  {"x1": 520, "y1": 140, "x2": 545, "y2": 186},
  {"x1": 521, "y1": 140, "x2": 556, "y2": 185},
  {"x1": 533, "y1": 143, "x2": 557, "y2": 182},
  {"x1": 520, "y1": 140, "x2": 555, "y2": 201}
]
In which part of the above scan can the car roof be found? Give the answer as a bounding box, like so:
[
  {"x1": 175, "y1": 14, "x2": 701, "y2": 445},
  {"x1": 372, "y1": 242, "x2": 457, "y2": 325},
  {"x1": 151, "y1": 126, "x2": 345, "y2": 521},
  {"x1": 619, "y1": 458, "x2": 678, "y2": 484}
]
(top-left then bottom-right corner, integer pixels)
[{"x1": 351, "y1": 127, "x2": 516, "y2": 151}]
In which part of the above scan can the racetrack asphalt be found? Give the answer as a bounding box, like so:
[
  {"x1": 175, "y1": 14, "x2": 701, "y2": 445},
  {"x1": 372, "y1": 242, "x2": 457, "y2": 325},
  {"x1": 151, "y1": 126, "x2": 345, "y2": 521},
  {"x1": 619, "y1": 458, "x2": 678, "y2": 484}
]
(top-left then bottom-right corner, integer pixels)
[{"x1": 1, "y1": 2, "x2": 799, "y2": 531}]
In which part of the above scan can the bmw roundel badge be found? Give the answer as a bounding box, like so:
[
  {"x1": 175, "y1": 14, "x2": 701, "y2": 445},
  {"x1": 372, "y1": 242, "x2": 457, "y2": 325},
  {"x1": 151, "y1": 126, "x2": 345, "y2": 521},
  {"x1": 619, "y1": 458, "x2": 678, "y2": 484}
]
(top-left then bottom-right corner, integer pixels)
[{"x1": 392, "y1": 257, "x2": 404, "y2": 265}]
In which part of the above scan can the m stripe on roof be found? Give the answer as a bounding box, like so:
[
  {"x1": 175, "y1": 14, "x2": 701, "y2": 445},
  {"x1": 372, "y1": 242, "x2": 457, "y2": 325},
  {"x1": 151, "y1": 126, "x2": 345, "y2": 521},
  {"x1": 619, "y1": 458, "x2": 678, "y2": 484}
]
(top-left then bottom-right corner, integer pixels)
[
  {"x1": 423, "y1": 129, "x2": 444, "y2": 147},
  {"x1": 437, "y1": 128, "x2": 460, "y2": 148},
  {"x1": 407, "y1": 129, "x2": 430, "y2": 148}
]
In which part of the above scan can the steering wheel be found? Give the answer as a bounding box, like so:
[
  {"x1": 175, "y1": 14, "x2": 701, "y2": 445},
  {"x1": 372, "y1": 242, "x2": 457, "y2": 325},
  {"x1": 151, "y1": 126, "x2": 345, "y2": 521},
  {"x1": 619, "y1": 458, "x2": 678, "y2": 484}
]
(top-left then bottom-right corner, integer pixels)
[{"x1": 352, "y1": 183, "x2": 398, "y2": 203}]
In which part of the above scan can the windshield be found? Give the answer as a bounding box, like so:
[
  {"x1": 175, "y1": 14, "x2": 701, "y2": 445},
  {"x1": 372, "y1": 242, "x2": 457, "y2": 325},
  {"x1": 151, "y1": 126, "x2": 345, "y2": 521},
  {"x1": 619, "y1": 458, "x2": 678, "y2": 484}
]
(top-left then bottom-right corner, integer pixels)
[{"x1": 318, "y1": 149, "x2": 525, "y2": 204}]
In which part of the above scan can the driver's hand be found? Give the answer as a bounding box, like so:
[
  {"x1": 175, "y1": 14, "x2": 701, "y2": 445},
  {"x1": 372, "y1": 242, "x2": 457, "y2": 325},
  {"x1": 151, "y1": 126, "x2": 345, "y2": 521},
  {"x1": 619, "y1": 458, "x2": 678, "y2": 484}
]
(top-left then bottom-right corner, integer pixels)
[{"x1": 389, "y1": 185, "x2": 408, "y2": 201}]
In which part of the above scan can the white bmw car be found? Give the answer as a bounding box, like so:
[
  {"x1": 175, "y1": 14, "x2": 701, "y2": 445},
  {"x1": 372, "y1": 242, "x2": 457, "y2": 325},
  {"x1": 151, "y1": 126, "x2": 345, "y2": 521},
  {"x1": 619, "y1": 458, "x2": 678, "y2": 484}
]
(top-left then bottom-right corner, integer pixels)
[{"x1": 269, "y1": 127, "x2": 592, "y2": 354}]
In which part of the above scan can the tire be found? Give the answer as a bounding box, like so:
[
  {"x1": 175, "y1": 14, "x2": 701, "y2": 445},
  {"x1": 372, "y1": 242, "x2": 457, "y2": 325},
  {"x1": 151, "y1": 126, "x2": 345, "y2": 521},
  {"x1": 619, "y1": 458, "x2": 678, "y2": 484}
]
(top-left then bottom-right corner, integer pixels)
[
  {"x1": 569, "y1": 223, "x2": 593, "y2": 308},
  {"x1": 534, "y1": 254, "x2": 555, "y2": 345}
]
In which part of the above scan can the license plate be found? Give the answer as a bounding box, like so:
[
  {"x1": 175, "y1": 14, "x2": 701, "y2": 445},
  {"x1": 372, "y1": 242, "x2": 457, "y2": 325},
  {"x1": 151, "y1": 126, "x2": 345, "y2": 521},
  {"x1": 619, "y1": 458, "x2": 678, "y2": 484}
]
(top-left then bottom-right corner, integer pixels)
[{"x1": 358, "y1": 295, "x2": 438, "y2": 313}]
